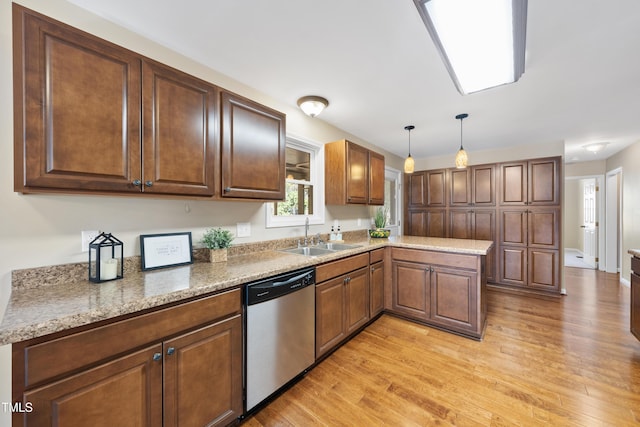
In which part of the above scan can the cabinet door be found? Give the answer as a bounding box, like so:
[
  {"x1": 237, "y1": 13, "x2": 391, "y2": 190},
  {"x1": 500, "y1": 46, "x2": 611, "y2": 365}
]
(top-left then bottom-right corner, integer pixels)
[
  {"x1": 632, "y1": 271, "x2": 640, "y2": 341},
  {"x1": 406, "y1": 171, "x2": 427, "y2": 208},
  {"x1": 528, "y1": 249, "x2": 560, "y2": 290},
  {"x1": 500, "y1": 210, "x2": 528, "y2": 246},
  {"x1": 407, "y1": 210, "x2": 426, "y2": 236},
  {"x1": 345, "y1": 267, "x2": 370, "y2": 334},
  {"x1": 15, "y1": 6, "x2": 142, "y2": 193},
  {"x1": 449, "y1": 168, "x2": 471, "y2": 206},
  {"x1": 346, "y1": 142, "x2": 370, "y2": 204},
  {"x1": 316, "y1": 277, "x2": 347, "y2": 358},
  {"x1": 471, "y1": 164, "x2": 495, "y2": 206},
  {"x1": 528, "y1": 208, "x2": 560, "y2": 248},
  {"x1": 473, "y1": 210, "x2": 496, "y2": 282},
  {"x1": 529, "y1": 158, "x2": 560, "y2": 205},
  {"x1": 449, "y1": 209, "x2": 473, "y2": 239},
  {"x1": 24, "y1": 344, "x2": 162, "y2": 427},
  {"x1": 141, "y1": 60, "x2": 218, "y2": 196},
  {"x1": 370, "y1": 261, "x2": 385, "y2": 317},
  {"x1": 499, "y1": 162, "x2": 527, "y2": 205},
  {"x1": 425, "y1": 209, "x2": 447, "y2": 238},
  {"x1": 431, "y1": 266, "x2": 478, "y2": 333},
  {"x1": 391, "y1": 260, "x2": 430, "y2": 321},
  {"x1": 220, "y1": 91, "x2": 286, "y2": 200},
  {"x1": 368, "y1": 151, "x2": 385, "y2": 205},
  {"x1": 163, "y1": 315, "x2": 242, "y2": 427},
  {"x1": 499, "y1": 246, "x2": 527, "y2": 286},
  {"x1": 427, "y1": 169, "x2": 447, "y2": 207}
]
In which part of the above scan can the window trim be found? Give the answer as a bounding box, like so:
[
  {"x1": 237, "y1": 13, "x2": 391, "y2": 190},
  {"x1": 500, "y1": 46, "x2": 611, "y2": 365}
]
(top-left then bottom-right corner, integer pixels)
[{"x1": 265, "y1": 135, "x2": 325, "y2": 228}]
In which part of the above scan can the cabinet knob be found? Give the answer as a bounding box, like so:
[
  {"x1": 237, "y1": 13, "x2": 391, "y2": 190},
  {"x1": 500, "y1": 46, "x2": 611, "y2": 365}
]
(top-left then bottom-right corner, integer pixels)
[
  {"x1": 153, "y1": 353, "x2": 162, "y2": 361},
  {"x1": 167, "y1": 347, "x2": 176, "y2": 356},
  {"x1": 145, "y1": 181, "x2": 153, "y2": 187},
  {"x1": 224, "y1": 187, "x2": 231, "y2": 193},
  {"x1": 371, "y1": 266, "x2": 375, "y2": 272},
  {"x1": 132, "y1": 179, "x2": 142, "y2": 187}
]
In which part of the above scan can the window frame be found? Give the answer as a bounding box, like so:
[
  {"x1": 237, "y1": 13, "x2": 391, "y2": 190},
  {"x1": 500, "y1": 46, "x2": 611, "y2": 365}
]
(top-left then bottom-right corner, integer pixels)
[{"x1": 265, "y1": 135, "x2": 325, "y2": 228}]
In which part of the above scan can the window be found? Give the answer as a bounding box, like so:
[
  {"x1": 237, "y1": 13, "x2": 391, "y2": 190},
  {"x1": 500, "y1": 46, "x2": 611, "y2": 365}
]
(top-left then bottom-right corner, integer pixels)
[{"x1": 265, "y1": 137, "x2": 324, "y2": 228}]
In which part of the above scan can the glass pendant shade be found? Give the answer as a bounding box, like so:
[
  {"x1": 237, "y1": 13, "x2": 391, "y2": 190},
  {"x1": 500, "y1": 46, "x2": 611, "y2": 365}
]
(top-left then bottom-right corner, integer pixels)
[
  {"x1": 404, "y1": 155, "x2": 415, "y2": 174},
  {"x1": 455, "y1": 147, "x2": 468, "y2": 169}
]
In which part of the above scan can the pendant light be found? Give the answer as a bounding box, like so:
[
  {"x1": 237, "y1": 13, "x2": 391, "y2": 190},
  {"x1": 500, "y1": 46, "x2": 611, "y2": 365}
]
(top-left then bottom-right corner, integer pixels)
[
  {"x1": 404, "y1": 125, "x2": 415, "y2": 174},
  {"x1": 455, "y1": 113, "x2": 468, "y2": 169}
]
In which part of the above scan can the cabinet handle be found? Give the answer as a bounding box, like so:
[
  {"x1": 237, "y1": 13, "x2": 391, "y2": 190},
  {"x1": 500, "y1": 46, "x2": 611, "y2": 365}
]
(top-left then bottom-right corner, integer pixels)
[
  {"x1": 145, "y1": 181, "x2": 153, "y2": 187},
  {"x1": 132, "y1": 179, "x2": 142, "y2": 187},
  {"x1": 153, "y1": 353, "x2": 162, "y2": 361},
  {"x1": 431, "y1": 267, "x2": 435, "y2": 272},
  {"x1": 371, "y1": 266, "x2": 375, "y2": 272},
  {"x1": 167, "y1": 347, "x2": 176, "y2": 356}
]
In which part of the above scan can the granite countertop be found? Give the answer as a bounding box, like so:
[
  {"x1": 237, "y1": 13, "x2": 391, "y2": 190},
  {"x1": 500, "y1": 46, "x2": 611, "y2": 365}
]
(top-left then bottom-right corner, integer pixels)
[
  {"x1": 628, "y1": 249, "x2": 640, "y2": 258},
  {"x1": 0, "y1": 236, "x2": 493, "y2": 346}
]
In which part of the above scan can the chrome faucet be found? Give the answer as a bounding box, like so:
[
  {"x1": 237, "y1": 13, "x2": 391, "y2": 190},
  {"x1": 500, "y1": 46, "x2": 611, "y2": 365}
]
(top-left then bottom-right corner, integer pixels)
[{"x1": 304, "y1": 217, "x2": 310, "y2": 246}]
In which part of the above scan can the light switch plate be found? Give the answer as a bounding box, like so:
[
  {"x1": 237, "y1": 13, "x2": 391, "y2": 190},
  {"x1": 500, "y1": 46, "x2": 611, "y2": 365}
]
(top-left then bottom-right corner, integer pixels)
[{"x1": 236, "y1": 222, "x2": 251, "y2": 238}]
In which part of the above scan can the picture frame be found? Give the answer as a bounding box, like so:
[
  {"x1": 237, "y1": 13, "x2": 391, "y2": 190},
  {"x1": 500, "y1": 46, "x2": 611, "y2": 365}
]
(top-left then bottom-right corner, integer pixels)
[{"x1": 140, "y1": 232, "x2": 193, "y2": 271}]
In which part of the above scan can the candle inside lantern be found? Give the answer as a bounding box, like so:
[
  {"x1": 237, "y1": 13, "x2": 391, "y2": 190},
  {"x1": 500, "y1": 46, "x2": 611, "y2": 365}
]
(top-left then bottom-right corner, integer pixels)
[{"x1": 100, "y1": 258, "x2": 118, "y2": 280}]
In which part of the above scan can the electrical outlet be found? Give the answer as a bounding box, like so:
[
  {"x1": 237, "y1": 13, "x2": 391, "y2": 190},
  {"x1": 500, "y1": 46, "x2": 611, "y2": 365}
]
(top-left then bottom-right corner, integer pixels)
[
  {"x1": 357, "y1": 218, "x2": 362, "y2": 227},
  {"x1": 81, "y1": 230, "x2": 100, "y2": 252},
  {"x1": 236, "y1": 222, "x2": 251, "y2": 238}
]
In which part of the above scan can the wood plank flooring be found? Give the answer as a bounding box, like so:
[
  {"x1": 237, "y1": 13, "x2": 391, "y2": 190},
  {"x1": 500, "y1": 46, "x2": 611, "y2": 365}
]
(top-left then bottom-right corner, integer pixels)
[{"x1": 243, "y1": 268, "x2": 640, "y2": 426}]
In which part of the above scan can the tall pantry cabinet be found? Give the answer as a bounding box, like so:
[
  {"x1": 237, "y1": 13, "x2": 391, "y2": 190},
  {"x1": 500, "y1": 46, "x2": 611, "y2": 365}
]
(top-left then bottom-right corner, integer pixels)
[{"x1": 404, "y1": 156, "x2": 561, "y2": 296}]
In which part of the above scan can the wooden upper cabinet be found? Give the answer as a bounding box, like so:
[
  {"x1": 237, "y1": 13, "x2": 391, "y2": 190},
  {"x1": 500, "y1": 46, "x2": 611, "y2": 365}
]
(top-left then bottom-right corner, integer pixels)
[
  {"x1": 368, "y1": 151, "x2": 385, "y2": 205},
  {"x1": 449, "y1": 169, "x2": 471, "y2": 206},
  {"x1": 220, "y1": 91, "x2": 286, "y2": 200},
  {"x1": 406, "y1": 171, "x2": 427, "y2": 209},
  {"x1": 500, "y1": 157, "x2": 560, "y2": 206},
  {"x1": 426, "y1": 169, "x2": 447, "y2": 207},
  {"x1": 471, "y1": 164, "x2": 496, "y2": 206},
  {"x1": 325, "y1": 140, "x2": 385, "y2": 205},
  {"x1": 142, "y1": 60, "x2": 218, "y2": 196},
  {"x1": 14, "y1": 5, "x2": 142, "y2": 194}
]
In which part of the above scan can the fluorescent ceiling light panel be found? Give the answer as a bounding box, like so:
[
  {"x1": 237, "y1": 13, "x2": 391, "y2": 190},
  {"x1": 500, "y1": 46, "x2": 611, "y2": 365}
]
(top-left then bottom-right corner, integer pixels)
[{"x1": 414, "y1": 0, "x2": 527, "y2": 94}]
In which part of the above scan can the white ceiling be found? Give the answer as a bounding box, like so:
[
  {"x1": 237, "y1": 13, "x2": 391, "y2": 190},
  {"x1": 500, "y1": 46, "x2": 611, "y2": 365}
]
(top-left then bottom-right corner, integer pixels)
[{"x1": 67, "y1": 0, "x2": 640, "y2": 164}]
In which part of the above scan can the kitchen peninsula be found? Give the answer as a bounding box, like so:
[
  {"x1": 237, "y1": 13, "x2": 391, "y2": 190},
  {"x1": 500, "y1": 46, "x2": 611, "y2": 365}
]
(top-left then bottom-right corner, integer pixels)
[{"x1": 2, "y1": 235, "x2": 492, "y2": 426}]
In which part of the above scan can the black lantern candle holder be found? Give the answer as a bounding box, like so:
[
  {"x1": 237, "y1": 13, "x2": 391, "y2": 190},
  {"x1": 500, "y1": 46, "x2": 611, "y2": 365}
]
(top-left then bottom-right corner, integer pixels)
[{"x1": 88, "y1": 232, "x2": 124, "y2": 283}]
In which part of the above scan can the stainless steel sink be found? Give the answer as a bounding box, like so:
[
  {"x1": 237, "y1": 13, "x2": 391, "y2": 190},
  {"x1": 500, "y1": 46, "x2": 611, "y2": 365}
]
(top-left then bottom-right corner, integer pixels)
[
  {"x1": 317, "y1": 243, "x2": 362, "y2": 251},
  {"x1": 279, "y1": 243, "x2": 361, "y2": 257},
  {"x1": 280, "y1": 247, "x2": 336, "y2": 257}
]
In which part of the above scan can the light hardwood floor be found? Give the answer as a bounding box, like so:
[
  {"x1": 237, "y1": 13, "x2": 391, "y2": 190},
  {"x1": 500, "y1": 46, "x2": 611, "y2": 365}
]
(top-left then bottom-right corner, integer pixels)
[{"x1": 244, "y1": 268, "x2": 639, "y2": 426}]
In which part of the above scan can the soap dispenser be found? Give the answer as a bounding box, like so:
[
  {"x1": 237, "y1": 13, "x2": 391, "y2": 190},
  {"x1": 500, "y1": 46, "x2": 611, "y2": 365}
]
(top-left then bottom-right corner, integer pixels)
[{"x1": 330, "y1": 226, "x2": 336, "y2": 241}]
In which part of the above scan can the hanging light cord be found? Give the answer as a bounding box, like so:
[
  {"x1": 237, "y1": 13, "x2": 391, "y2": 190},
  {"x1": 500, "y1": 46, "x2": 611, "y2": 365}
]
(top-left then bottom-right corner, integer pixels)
[
  {"x1": 456, "y1": 113, "x2": 468, "y2": 149},
  {"x1": 404, "y1": 125, "x2": 414, "y2": 155}
]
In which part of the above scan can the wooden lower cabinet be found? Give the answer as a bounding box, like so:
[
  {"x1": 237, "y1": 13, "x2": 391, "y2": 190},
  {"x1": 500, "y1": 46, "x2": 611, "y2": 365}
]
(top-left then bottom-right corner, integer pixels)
[
  {"x1": 24, "y1": 344, "x2": 163, "y2": 426},
  {"x1": 315, "y1": 254, "x2": 370, "y2": 358},
  {"x1": 498, "y1": 246, "x2": 560, "y2": 291},
  {"x1": 13, "y1": 289, "x2": 243, "y2": 427},
  {"x1": 389, "y1": 248, "x2": 485, "y2": 339},
  {"x1": 369, "y1": 249, "x2": 385, "y2": 317},
  {"x1": 631, "y1": 256, "x2": 640, "y2": 340}
]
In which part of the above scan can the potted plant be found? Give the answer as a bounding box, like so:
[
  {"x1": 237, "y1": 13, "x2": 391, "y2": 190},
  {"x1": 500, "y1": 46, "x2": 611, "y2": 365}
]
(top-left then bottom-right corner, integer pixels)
[
  {"x1": 201, "y1": 227, "x2": 234, "y2": 263},
  {"x1": 369, "y1": 207, "x2": 391, "y2": 238}
]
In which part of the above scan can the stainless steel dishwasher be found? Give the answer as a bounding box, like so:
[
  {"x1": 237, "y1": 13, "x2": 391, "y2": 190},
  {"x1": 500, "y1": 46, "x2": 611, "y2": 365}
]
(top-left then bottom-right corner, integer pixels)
[{"x1": 245, "y1": 267, "x2": 315, "y2": 412}]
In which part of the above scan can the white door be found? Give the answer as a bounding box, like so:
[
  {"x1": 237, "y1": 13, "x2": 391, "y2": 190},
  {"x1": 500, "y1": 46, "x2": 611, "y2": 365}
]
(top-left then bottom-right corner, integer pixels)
[{"x1": 581, "y1": 179, "x2": 598, "y2": 268}]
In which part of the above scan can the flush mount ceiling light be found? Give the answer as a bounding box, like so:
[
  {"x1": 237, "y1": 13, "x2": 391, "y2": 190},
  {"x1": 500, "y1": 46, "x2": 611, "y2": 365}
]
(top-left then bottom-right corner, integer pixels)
[
  {"x1": 455, "y1": 113, "x2": 469, "y2": 169},
  {"x1": 404, "y1": 125, "x2": 415, "y2": 174},
  {"x1": 583, "y1": 142, "x2": 609, "y2": 153},
  {"x1": 297, "y1": 96, "x2": 329, "y2": 117},
  {"x1": 413, "y1": 0, "x2": 528, "y2": 95}
]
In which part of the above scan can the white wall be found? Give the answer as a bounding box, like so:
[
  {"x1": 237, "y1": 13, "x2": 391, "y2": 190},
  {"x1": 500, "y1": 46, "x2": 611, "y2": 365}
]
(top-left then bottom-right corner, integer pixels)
[{"x1": 606, "y1": 141, "x2": 640, "y2": 282}]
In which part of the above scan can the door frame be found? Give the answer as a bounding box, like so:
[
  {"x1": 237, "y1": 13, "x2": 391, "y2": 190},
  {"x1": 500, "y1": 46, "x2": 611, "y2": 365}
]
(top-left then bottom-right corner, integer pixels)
[
  {"x1": 385, "y1": 166, "x2": 402, "y2": 237},
  {"x1": 605, "y1": 168, "x2": 622, "y2": 274}
]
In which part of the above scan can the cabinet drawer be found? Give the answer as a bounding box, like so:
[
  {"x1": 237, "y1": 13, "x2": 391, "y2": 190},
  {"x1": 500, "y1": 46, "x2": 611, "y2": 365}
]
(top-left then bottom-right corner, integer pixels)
[
  {"x1": 391, "y1": 248, "x2": 478, "y2": 270},
  {"x1": 632, "y1": 257, "x2": 640, "y2": 275},
  {"x1": 316, "y1": 253, "x2": 369, "y2": 283},
  {"x1": 369, "y1": 248, "x2": 385, "y2": 264},
  {"x1": 21, "y1": 288, "x2": 241, "y2": 387}
]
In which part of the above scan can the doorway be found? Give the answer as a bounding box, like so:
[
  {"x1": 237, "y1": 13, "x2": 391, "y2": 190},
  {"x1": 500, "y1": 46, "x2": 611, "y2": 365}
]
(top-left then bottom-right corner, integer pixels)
[
  {"x1": 564, "y1": 176, "x2": 605, "y2": 269},
  {"x1": 383, "y1": 167, "x2": 401, "y2": 237}
]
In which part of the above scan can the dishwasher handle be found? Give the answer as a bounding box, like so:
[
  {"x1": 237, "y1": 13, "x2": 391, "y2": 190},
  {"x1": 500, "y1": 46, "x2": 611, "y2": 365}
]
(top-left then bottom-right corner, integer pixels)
[{"x1": 247, "y1": 268, "x2": 315, "y2": 305}]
